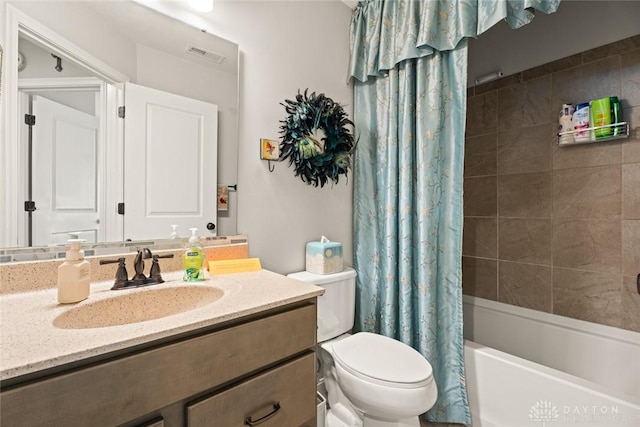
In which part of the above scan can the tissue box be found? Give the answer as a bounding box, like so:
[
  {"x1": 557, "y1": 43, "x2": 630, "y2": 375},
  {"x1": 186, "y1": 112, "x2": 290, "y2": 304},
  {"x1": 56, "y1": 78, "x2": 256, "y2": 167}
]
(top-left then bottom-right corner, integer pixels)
[{"x1": 306, "y1": 239, "x2": 343, "y2": 275}]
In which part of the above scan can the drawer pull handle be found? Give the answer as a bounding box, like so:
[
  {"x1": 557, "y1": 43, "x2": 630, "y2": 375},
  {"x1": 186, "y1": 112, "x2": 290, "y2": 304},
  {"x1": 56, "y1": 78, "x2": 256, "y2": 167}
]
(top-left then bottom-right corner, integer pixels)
[{"x1": 244, "y1": 402, "x2": 281, "y2": 426}]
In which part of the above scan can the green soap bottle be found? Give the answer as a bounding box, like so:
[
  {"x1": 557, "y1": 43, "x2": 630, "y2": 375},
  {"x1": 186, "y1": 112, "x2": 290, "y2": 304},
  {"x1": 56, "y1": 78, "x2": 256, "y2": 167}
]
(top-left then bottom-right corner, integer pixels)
[
  {"x1": 610, "y1": 96, "x2": 622, "y2": 136},
  {"x1": 590, "y1": 97, "x2": 612, "y2": 139},
  {"x1": 183, "y1": 228, "x2": 205, "y2": 281}
]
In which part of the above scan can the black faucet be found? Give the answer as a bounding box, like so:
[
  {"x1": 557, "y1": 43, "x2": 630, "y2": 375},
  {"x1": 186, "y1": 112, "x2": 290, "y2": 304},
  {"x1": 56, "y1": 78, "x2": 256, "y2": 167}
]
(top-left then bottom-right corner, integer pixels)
[
  {"x1": 132, "y1": 248, "x2": 153, "y2": 285},
  {"x1": 100, "y1": 249, "x2": 174, "y2": 290}
]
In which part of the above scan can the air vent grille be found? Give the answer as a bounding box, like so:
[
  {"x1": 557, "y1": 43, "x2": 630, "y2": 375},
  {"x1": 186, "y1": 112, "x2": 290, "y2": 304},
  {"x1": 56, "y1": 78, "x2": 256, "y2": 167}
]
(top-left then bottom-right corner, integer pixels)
[{"x1": 186, "y1": 45, "x2": 226, "y2": 64}]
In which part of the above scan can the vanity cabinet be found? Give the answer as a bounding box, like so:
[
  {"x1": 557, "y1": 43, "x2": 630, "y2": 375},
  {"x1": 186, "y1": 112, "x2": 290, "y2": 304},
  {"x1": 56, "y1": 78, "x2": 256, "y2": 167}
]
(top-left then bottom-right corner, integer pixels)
[{"x1": 0, "y1": 300, "x2": 317, "y2": 427}]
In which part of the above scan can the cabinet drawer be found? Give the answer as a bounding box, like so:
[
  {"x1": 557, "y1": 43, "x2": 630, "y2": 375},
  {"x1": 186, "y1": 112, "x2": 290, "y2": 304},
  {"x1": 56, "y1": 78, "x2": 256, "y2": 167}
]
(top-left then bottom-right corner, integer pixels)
[
  {"x1": 188, "y1": 353, "x2": 316, "y2": 427},
  {"x1": 1, "y1": 302, "x2": 316, "y2": 427}
]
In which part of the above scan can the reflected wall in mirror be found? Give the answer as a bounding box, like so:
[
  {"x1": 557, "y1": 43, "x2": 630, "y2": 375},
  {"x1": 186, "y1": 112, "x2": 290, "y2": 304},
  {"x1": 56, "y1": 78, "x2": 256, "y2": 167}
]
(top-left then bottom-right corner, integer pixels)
[{"x1": 1, "y1": 0, "x2": 239, "y2": 255}]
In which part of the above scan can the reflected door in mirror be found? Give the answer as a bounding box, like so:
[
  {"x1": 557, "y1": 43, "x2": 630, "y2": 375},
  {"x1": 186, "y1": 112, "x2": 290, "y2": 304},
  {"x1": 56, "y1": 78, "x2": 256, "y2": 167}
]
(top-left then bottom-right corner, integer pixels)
[
  {"x1": 123, "y1": 83, "x2": 218, "y2": 240},
  {"x1": 32, "y1": 95, "x2": 100, "y2": 245}
]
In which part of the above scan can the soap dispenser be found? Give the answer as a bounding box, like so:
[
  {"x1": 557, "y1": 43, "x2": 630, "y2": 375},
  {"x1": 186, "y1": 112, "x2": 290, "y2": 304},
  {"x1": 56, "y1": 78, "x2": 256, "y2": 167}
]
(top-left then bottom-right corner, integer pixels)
[
  {"x1": 57, "y1": 239, "x2": 91, "y2": 303},
  {"x1": 183, "y1": 228, "x2": 205, "y2": 282}
]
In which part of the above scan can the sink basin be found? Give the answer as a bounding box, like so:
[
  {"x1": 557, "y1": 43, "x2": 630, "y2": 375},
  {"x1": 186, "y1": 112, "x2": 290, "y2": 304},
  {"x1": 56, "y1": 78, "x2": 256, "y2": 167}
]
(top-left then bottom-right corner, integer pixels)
[{"x1": 53, "y1": 286, "x2": 223, "y2": 329}]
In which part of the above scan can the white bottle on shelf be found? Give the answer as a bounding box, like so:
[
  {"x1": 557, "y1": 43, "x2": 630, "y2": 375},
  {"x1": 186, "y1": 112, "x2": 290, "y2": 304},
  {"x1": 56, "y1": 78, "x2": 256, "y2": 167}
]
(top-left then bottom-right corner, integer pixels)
[
  {"x1": 558, "y1": 104, "x2": 575, "y2": 145},
  {"x1": 573, "y1": 102, "x2": 592, "y2": 142},
  {"x1": 57, "y1": 239, "x2": 91, "y2": 304}
]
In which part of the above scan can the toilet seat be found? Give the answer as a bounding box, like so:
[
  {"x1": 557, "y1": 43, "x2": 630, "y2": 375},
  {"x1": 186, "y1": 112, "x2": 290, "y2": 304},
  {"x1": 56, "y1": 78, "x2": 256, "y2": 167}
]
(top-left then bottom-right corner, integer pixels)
[{"x1": 331, "y1": 332, "x2": 434, "y2": 389}]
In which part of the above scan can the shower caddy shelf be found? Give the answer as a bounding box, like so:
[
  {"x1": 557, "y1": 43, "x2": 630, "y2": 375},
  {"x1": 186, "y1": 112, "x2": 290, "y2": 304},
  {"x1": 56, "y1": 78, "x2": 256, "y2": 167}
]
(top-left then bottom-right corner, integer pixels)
[{"x1": 557, "y1": 122, "x2": 630, "y2": 147}]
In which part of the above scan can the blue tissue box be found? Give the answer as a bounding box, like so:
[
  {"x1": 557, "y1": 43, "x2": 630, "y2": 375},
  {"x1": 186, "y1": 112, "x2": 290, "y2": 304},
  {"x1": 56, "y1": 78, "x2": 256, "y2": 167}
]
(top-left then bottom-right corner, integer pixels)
[{"x1": 306, "y1": 239, "x2": 343, "y2": 275}]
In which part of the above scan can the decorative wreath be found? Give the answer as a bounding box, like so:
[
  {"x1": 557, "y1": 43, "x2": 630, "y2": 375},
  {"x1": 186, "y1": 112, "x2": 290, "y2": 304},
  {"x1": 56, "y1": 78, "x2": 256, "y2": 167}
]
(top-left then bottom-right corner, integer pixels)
[{"x1": 279, "y1": 89, "x2": 355, "y2": 188}]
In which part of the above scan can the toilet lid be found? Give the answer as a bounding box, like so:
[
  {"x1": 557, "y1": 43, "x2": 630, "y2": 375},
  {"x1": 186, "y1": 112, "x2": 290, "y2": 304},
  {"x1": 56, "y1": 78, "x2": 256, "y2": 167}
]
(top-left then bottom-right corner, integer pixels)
[{"x1": 331, "y1": 332, "x2": 433, "y2": 386}]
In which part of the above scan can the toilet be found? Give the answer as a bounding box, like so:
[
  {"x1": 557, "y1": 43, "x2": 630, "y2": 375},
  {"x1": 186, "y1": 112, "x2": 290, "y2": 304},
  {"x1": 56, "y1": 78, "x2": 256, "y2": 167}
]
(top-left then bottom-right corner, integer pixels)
[{"x1": 288, "y1": 268, "x2": 437, "y2": 427}]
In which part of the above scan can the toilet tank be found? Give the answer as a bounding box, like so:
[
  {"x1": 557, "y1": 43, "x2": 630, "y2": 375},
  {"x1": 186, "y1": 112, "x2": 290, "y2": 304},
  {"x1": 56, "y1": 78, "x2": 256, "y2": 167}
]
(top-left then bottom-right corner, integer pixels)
[{"x1": 287, "y1": 267, "x2": 356, "y2": 342}]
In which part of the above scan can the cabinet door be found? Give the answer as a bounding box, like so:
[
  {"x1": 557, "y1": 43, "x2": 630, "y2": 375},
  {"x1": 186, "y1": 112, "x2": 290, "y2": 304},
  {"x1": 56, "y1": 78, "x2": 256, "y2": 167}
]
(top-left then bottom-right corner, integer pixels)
[{"x1": 187, "y1": 354, "x2": 316, "y2": 427}]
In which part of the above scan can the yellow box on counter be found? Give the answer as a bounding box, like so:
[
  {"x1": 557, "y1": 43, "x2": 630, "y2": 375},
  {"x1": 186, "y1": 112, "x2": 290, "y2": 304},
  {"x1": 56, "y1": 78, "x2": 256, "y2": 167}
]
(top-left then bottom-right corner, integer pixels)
[{"x1": 209, "y1": 258, "x2": 262, "y2": 275}]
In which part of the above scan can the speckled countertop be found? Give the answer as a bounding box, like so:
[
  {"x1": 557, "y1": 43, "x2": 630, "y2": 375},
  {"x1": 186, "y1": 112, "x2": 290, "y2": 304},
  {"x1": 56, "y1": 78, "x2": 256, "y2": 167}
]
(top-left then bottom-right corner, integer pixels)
[{"x1": 0, "y1": 269, "x2": 323, "y2": 382}]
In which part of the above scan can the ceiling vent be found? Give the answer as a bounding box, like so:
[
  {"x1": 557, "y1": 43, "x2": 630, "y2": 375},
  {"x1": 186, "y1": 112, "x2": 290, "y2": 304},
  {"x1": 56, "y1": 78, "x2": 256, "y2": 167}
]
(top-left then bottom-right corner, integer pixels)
[{"x1": 185, "y1": 45, "x2": 226, "y2": 64}]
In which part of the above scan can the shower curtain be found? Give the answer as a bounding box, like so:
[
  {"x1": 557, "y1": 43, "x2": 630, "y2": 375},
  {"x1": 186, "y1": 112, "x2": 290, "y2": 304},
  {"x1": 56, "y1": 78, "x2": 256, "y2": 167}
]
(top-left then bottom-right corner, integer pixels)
[{"x1": 350, "y1": 0, "x2": 561, "y2": 423}]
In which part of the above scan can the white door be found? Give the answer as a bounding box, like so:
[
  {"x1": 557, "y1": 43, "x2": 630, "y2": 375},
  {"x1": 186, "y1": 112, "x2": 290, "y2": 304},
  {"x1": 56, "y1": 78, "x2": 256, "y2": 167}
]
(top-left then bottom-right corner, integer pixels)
[
  {"x1": 32, "y1": 95, "x2": 101, "y2": 245},
  {"x1": 123, "y1": 83, "x2": 218, "y2": 241}
]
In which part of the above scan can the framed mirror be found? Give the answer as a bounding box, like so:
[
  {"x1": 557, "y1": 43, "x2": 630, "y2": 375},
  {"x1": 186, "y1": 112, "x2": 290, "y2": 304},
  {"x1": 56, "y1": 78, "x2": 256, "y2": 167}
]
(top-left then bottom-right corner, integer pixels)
[{"x1": 1, "y1": 0, "x2": 239, "y2": 257}]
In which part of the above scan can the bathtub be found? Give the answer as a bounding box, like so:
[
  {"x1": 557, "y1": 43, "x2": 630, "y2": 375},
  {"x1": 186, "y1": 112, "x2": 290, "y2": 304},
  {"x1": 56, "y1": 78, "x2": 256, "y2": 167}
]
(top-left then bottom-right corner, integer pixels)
[{"x1": 462, "y1": 296, "x2": 640, "y2": 427}]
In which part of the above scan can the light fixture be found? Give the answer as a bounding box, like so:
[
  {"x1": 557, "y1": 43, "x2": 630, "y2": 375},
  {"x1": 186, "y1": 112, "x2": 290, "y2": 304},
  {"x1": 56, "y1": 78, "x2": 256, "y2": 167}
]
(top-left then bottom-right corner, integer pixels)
[
  {"x1": 474, "y1": 70, "x2": 503, "y2": 86},
  {"x1": 188, "y1": 0, "x2": 213, "y2": 12}
]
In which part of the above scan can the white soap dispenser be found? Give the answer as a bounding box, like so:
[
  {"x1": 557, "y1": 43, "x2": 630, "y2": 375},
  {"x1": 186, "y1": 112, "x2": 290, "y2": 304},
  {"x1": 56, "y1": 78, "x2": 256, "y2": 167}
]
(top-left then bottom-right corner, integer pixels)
[{"x1": 57, "y1": 239, "x2": 91, "y2": 304}]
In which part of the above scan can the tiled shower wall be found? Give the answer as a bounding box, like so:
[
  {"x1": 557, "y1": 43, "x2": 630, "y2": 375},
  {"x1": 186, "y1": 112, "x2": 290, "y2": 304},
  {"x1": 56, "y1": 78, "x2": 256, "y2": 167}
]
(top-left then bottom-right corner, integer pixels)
[{"x1": 462, "y1": 35, "x2": 640, "y2": 332}]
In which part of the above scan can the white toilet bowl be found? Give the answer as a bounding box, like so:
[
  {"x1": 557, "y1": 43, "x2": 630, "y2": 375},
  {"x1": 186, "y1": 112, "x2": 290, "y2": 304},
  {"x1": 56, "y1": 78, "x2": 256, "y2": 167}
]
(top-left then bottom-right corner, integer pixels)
[
  {"x1": 286, "y1": 269, "x2": 437, "y2": 427},
  {"x1": 321, "y1": 332, "x2": 437, "y2": 427}
]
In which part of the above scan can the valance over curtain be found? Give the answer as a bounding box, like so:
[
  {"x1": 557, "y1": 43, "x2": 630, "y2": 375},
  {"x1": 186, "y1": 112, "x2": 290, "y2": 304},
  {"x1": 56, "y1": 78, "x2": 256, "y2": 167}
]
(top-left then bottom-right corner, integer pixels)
[
  {"x1": 350, "y1": 0, "x2": 560, "y2": 424},
  {"x1": 350, "y1": 0, "x2": 561, "y2": 82}
]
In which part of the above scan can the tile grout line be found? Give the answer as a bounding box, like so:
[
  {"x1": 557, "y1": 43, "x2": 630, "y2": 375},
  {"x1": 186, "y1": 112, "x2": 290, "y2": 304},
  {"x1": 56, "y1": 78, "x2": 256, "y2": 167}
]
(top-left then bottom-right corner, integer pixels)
[{"x1": 495, "y1": 85, "x2": 500, "y2": 304}]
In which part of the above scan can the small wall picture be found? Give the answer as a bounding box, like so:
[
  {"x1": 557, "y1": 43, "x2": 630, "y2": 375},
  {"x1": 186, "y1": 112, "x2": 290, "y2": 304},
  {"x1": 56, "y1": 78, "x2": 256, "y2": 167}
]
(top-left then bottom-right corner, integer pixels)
[
  {"x1": 217, "y1": 185, "x2": 228, "y2": 212},
  {"x1": 260, "y1": 138, "x2": 280, "y2": 160}
]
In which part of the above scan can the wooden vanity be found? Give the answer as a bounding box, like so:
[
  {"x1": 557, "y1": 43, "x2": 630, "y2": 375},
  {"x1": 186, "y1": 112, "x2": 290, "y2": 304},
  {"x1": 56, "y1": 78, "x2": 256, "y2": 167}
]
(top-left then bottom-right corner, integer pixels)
[{"x1": 0, "y1": 270, "x2": 321, "y2": 427}]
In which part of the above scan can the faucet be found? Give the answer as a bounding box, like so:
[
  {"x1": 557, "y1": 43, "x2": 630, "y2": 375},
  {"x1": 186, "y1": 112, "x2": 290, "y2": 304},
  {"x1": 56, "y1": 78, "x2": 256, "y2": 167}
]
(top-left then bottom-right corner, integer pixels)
[
  {"x1": 99, "y1": 258, "x2": 129, "y2": 290},
  {"x1": 100, "y1": 249, "x2": 174, "y2": 290},
  {"x1": 132, "y1": 248, "x2": 153, "y2": 285}
]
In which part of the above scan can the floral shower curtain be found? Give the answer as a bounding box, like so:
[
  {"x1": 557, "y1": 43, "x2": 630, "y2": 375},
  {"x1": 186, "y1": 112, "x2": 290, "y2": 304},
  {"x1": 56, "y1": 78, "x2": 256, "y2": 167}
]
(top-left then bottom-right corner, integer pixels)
[{"x1": 350, "y1": 0, "x2": 561, "y2": 424}]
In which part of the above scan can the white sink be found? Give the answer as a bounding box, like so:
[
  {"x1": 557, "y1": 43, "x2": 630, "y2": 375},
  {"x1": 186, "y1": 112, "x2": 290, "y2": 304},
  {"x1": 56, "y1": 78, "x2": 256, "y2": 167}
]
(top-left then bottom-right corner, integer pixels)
[{"x1": 53, "y1": 285, "x2": 223, "y2": 329}]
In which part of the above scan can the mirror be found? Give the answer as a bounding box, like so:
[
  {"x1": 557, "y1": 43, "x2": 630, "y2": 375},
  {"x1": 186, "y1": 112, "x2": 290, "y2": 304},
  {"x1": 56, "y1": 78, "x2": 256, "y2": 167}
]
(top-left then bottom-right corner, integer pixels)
[{"x1": 1, "y1": 0, "x2": 239, "y2": 255}]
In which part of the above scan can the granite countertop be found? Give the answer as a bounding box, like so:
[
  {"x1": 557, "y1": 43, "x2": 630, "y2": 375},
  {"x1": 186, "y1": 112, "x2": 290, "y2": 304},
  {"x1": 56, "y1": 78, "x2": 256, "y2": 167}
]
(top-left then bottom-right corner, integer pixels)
[{"x1": 0, "y1": 269, "x2": 323, "y2": 382}]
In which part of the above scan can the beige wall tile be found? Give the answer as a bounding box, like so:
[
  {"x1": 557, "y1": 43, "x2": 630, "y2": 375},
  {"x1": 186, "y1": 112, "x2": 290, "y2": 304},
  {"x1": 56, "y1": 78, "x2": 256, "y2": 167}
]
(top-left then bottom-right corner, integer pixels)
[
  {"x1": 466, "y1": 91, "x2": 497, "y2": 137},
  {"x1": 497, "y1": 124, "x2": 553, "y2": 175},
  {"x1": 584, "y1": 36, "x2": 640, "y2": 64},
  {"x1": 553, "y1": 268, "x2": 622, "y2": 327},
  {"x1": 553, "y1": 219, "x2": 621, "y2": 274},
  {"x1": 498, "y1": 172, "x2": 552, "y2": 218},
  {"x1": 621, "y1": 48, "x2": 640, "y2": 108},
  {"x1": 552, "y1": 56, "x2": 621, "y2": 109},
  {"x1": 463, "y1": 176, "x2": 497, "y2": 217},
  {"x1": 523, "y1": 54, "x2": 582, "y2": 81},
  {"x1": 497, "y1": 76, "x2": 552, "y2": 131},
  {"x1": 498, "y1": 218, "x2": 552, "y2": 265},
  {"x1": 498, "y1": 261, "x2": 552, "y2": 312},
  {"x1": 463, "y1": 35, "x2": 640, "y2": 330},
  {"x1": 624, "y1": 141, "x2": 640, "y2": 164},
  {"x1": 623, "y1": 163, "x2": 640, "y2": 219},
  {"x1": 553, "y1": 165, "x2": 622, "y2": 219},
  {"x1": 553, "y1": 140, "x2": 622, "y2": 170},
  {"x1": 463, "y1": 218, "x2": 497, "y2": 258},
  {"x1": 462, "y1": 256, "x2": 497, "y2": 301},
  {"x1": 622, "y1": 220, "x2": 640, "y2": 276},
  {"x1": 464, "y1": 133, "x2": 497, "y2": 177},
  {"x1": 622, "y1": 275, "x2": 640, "y2": 332}
]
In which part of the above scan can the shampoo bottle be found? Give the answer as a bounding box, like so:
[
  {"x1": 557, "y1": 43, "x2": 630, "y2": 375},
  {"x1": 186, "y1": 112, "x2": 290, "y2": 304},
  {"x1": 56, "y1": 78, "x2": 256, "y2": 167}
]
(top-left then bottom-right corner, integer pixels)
[
  {"x1": 183, "y1": 228, "x2": 205, "y2": 281},
  {"x1": 57, "y1": 239, "x2": 91, "y2": 304},
  {"x1": 590, "y1": 97, "x2": 612, "y2": 139}
]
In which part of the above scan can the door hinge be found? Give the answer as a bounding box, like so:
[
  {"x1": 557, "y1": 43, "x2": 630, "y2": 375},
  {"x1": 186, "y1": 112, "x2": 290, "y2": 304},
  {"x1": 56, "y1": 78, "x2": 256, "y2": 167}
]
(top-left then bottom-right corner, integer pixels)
[
  {"x1": 24, "y1": 114, "x2": 36, "y2": 126},
  {"x1": 118, "y1": 106, "x2": 125, "y2": 119},
  {"x1": 24, "y1": 201, "x2": 36, "y2": 212},
  {"x1": 117, "y1": 202, "x2": 125, "y2": 215}
]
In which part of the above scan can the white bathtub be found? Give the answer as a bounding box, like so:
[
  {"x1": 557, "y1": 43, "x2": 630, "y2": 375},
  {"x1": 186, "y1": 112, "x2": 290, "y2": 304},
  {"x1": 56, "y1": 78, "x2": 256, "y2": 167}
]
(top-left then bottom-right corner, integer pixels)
[{"x1": 462, "y1": 296, "x2": 640, "y2": 427}]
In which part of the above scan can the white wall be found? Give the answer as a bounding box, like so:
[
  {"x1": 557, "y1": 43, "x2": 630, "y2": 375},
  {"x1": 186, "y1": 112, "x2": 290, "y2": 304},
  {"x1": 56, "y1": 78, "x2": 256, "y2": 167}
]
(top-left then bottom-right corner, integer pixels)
[
  {"x1": 135, "y1": 44, "x2": 239, "y2": 235},
  {"x1": 6, "y1": 1, "x2": 138, "y2": 80},
  {"x1": 468, "y1": 0, "x2": 640, "y2": 86},
  {"x1": 2, "y1": 0, "x2": 354, "y2": 274},
  {"x1": 18, "y1": 38, "x2": 94, "y2": 79},
  {"x1": 203, "y1": 1, "x2": 354, "y2": 274}
]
